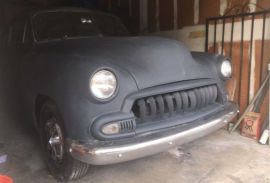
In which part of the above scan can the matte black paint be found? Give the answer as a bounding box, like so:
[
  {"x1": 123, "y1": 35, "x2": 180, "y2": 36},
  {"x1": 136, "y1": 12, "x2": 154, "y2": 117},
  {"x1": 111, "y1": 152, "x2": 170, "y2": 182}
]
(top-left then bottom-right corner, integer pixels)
[{"x1": 7, "y1": 8, "x2": 230, "y2": 143}]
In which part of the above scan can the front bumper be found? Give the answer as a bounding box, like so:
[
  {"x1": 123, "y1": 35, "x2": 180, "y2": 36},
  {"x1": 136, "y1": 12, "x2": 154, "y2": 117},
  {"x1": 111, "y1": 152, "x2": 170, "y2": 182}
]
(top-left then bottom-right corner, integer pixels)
[{"x1": 69, "y1": 102, "x2": 238, "y2": 165}]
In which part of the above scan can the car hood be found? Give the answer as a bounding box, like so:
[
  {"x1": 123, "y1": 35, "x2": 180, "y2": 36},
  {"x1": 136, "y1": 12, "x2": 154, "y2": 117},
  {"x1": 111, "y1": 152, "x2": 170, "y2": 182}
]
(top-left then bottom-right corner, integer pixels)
[{"x1": 34, "y1": 37, "x2": 214, "y2": 89}]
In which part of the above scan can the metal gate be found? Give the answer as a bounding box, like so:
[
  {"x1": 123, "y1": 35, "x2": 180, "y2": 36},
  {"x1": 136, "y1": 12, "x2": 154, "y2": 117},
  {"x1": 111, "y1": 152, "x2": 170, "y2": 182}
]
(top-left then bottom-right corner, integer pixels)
[{"x1": 205, "y1": 9, "x2": 270, "y2": 120}]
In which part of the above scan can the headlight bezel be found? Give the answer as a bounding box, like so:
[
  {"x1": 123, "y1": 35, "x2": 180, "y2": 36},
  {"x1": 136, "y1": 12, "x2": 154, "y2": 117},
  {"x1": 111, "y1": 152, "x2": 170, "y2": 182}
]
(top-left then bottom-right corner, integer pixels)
[
  {"x1": 90, "y1": 68, "x2": 119, "y2": 101},
  {"x1": 219, "y1": 59, "x2": 232, "y2": 79}
]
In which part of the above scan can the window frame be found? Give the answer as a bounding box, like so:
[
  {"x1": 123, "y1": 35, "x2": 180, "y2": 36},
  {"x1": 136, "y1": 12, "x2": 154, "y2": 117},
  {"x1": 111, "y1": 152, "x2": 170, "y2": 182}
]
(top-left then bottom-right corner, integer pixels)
[
  {"x1": 8, "y1": 20, "x2": 25, "y2": 46},
  {"x1": 7, "y1": 18, "x2": 34, "y2": 49},
  {"x1": 30, "y1": 10, "x2": 130, "y2": 43},
  {"x1": 22, "y1": 20, "x2": 34, "y2": 46}
]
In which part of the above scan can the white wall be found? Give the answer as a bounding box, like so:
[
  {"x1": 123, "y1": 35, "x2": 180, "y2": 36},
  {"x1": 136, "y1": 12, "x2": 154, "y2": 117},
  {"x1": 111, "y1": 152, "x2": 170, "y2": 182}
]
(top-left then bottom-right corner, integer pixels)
[{"x1": 151, "y1": 25, "x2": 206, "y2": 52}]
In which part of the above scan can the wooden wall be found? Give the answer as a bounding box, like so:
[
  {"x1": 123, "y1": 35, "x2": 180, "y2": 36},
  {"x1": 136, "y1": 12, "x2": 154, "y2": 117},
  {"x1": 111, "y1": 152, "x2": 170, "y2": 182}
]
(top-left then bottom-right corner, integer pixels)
[
  {"x1": 1, "y1": 0, "x2": 269, "y2": 35},
  {"x1": 178, "y1": 0, "x2": 195, "y2": 28},
  {"x1": 144, "y1": 0, "x2": 270, "y2": 32}
]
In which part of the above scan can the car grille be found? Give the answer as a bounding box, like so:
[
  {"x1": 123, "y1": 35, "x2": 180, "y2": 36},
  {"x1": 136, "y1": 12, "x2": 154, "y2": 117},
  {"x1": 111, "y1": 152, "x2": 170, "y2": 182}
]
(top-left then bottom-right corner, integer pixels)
[
  {"x1": 119, "y1": 119, "x2": 136, "y2": 133},
  {"x1": 132, "y1": 84, "x2": 218, "y2": 120}
]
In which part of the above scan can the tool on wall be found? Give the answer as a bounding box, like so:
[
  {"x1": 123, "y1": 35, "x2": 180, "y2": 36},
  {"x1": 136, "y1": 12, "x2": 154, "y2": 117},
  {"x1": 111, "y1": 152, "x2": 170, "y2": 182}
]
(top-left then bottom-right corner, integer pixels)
[{"x1": 229, "y1": 66, "x2": 270, "y2": 134}]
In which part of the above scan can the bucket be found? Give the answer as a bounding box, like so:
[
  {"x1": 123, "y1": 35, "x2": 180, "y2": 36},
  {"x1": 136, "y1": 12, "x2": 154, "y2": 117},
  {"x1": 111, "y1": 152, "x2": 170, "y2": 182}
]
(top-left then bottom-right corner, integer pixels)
[{"x1": 0, "y1": 175, "x2": 13, "y2": 183}]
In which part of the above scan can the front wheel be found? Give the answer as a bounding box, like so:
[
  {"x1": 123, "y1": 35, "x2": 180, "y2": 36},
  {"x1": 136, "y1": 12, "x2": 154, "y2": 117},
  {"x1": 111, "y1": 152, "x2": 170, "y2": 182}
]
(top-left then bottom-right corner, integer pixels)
[{"x1": 39, "y1": 100, "x2": 89, "y2": 181}]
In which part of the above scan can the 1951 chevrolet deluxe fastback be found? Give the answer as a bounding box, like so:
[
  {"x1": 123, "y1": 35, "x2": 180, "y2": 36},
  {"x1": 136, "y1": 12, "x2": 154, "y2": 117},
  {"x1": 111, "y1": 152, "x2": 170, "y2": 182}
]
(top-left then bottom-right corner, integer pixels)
[{"x1": 3, "y1": 7, "x2": 238, "y2": 181}]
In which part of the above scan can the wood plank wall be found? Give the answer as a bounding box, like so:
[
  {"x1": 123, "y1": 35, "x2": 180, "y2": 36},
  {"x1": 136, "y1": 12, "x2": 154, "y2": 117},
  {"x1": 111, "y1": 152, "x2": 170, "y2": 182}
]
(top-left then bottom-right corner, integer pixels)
[
  {"x1": 1, "y1": 0, "x2": 269, "y2": 34},
  {"x1": 159, "y1": 0, "x2": 174, "y2": 31},
  {"x1": 177, "y1": 0, "x2": 195, "y2": 28},
  {"x1": 199, "y1": 0, "x2": 220, "y2": 24},
  {"x1": 148, "y1": 0, "x2": 157, "y2": 32},
  {"x1": 257, "y1": 0, "x2": 270, "y2": 10}
]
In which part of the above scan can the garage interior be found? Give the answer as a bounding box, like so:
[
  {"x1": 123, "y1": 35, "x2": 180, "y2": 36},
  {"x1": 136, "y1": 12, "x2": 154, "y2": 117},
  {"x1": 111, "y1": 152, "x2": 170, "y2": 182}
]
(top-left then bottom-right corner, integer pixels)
[{"x1": 0, "y1": 0, "x2": 270, "y2": 182}]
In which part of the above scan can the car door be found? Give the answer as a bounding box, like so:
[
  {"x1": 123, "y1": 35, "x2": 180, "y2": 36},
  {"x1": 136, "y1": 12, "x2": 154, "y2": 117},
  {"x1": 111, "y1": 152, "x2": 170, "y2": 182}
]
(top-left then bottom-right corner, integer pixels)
[{"x1": 7, "y1": 20, "x2": 28, "y2": 56}]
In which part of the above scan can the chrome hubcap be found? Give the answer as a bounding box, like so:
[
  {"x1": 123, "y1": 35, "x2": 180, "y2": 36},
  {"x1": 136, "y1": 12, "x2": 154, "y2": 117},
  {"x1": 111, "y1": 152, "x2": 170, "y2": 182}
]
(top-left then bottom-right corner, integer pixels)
[
  {"x1": 49, "y1": 136, "x2": 60, "y2": 145},
  {"x1": 45, "y1": 118, "x2": 64, "y2": 161}
]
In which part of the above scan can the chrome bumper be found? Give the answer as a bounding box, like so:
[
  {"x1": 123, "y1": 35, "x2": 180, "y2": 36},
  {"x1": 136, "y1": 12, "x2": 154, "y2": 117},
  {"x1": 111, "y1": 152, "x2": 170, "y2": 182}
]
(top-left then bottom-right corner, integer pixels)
[{"x1": 69, "y1": 103, "x2": 238, "y2": 165}]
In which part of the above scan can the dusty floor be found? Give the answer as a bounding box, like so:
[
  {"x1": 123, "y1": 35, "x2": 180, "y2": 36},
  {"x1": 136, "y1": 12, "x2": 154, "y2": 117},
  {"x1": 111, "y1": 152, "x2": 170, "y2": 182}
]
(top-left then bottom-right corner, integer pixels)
[
  {"x1": 1, "y1": 116, "x2": 270, "y2": 183},
  {"x1": 1, "y1": 53, "x2": 270, "y2": 183}
]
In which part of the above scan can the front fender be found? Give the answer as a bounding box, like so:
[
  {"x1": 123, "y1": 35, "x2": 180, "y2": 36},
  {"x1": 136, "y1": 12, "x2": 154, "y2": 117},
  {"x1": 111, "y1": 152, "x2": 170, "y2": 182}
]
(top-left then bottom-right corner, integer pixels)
[
  {"x1": 191, "y1": 52, "x2": 230, "y2": 102},
  {"x1": 21, "y1": 53, "x2": 138, "y2": 141}
]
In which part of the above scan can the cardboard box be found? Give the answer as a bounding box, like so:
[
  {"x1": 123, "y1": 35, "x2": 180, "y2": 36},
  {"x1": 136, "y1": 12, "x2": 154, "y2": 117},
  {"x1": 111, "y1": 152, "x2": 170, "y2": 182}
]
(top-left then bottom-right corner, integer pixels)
[{"x1": 241, "y1": 112, "x2": 262, "y2": 140}]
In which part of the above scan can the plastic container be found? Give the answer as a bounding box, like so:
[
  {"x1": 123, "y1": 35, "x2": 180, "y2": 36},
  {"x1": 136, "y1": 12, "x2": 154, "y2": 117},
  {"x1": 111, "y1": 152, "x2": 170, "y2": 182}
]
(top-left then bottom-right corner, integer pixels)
[{"x1": 0, "y1": 175, "x2": 13, "y2": 183}]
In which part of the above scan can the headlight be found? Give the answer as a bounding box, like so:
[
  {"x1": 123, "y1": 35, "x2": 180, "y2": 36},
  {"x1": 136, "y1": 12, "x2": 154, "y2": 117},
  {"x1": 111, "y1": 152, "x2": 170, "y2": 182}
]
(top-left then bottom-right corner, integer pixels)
[
  {"x1": 221, "y1": 60, "x2": 232, "y2": 78},
  {"x1": 90, "y1": 70, "x2": 117, "y2": 100}
]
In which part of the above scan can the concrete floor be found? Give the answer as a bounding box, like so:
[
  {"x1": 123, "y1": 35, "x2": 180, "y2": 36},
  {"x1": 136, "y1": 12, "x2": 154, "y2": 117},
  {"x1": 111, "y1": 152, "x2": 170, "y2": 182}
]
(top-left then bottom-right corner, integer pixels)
[
  {"x1": 1, "y1": 53, "x2": 270, "y2": 183},
  {"x1": 1, "y1": 118, "x2": 270, "y2": 183}
]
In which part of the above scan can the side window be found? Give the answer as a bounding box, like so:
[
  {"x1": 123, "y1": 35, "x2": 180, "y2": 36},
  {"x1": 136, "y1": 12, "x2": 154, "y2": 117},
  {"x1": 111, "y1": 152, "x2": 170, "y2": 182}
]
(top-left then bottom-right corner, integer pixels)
[
  {"x1": 0, "y1": 30, "x2": 7, "y2": 49},
  {"x1": 23, "y1": 22, "x2": 33, "y2": 45},
  {"x1": 8, "y1": 21, "x2": 25, "y2": 47}
]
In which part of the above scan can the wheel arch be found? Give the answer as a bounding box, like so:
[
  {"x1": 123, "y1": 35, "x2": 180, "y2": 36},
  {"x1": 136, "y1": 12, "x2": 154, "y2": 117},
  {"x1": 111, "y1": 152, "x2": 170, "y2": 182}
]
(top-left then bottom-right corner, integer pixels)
[{"x1": 34, "y1": 94, "x2": 54, "y2": 129}]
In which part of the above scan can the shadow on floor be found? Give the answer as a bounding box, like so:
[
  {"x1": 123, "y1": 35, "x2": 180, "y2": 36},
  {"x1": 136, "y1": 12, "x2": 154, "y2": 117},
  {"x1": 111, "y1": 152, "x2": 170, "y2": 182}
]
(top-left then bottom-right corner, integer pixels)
[{"x1": 0, "y1": 51, "x2": 43, "y2": 179}]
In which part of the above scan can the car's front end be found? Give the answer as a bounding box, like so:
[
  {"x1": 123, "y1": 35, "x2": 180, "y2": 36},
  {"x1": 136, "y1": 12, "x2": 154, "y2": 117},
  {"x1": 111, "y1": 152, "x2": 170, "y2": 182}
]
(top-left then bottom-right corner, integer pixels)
[
  {"x1": 40, "y1": 37, "x2": 238, "y2": 166},
  {"x1": 69, "y1": 81, "x2": 238, "y2": 165}
]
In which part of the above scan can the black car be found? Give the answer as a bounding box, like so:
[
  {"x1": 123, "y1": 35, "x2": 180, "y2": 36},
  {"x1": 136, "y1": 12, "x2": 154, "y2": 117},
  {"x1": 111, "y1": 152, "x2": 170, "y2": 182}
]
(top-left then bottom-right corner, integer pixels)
[{"x1": 2, "y1": 7, "x2": 238, "y2": 181}]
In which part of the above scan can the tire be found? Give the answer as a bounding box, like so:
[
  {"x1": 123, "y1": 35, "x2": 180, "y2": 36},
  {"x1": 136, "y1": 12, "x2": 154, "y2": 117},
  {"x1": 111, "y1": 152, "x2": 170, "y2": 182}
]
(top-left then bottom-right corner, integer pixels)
[{"x1": 39, "y1": 100, "x2": 89, "y2": 181}]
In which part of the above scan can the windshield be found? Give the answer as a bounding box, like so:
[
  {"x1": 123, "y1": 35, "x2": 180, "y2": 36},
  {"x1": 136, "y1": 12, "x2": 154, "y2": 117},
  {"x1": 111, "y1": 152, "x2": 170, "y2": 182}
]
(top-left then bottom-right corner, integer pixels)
[{"x1": 32, "y1": 11, "x2": 130, "y2": 41}]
